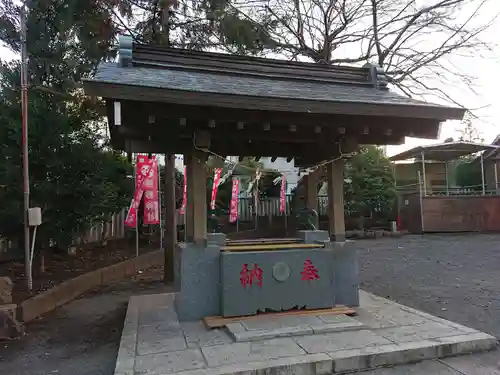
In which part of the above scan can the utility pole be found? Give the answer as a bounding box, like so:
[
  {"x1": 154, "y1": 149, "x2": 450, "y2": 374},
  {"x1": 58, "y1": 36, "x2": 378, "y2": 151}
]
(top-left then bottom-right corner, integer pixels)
[{"x1": 20, "y1": 2, "x2": 32, "y2": 291}]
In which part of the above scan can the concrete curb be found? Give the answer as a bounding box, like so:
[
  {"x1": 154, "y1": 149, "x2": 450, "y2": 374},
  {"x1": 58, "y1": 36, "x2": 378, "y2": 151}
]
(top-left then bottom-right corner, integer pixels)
[{"x1": 18, "y1": 249, "x2": 164, "y2": 322}]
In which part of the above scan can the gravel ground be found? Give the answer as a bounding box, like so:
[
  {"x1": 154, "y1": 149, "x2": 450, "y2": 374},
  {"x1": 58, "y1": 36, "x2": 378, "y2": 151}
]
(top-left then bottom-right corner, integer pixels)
[
  {"x1": 1, "y1": 234, "x2": 499, "y2": 375},
  {"x1": 359, "y1": 233, "x2": 500, "y2": 339}
]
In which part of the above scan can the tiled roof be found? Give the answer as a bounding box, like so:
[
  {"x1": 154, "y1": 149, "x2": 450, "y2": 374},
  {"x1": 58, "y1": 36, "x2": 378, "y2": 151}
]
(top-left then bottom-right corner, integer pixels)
[
  {"x1": 93, "y1": 62, "x2": 443, "y2": 109},
  {"x1": 84, "y1": 36, "x2": 465, "y2": 120}
]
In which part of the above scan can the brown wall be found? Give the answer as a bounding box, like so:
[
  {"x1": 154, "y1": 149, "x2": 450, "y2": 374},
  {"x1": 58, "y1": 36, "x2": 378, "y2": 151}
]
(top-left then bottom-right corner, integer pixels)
[
  {"x1": 399, "y1": 192, "x2": 423, "y2": 233},
  {"x1": 421, "y1": 196, "x2": 500, "y2": 232}
]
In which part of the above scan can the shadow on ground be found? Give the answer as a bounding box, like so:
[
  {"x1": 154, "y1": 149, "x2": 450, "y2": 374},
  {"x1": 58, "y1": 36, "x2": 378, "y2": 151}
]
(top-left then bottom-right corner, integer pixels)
[{"x1": 0, "y1": 268, "x2": 170, "y2": 375}]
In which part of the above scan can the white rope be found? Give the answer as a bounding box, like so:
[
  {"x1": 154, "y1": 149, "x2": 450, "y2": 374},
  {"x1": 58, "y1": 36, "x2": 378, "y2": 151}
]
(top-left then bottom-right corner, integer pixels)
[{"x1": 191, "y1": 133, "x2": 355, "y2": 177}]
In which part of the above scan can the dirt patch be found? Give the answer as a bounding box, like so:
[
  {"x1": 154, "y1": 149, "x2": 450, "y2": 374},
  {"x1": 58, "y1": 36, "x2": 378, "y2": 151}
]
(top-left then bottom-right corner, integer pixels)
[{"x1": 0, "y1": 238, "x2": 160, "y2": 305}]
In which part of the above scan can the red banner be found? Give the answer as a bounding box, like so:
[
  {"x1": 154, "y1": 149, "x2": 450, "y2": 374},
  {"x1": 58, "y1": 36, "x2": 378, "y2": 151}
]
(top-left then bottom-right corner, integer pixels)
[
  {"x1": 124, "y1": 155, "x2": 155, "y2": 228},
  {"x1": 279, "y1": 174, "x2": 287, "y2": 213},
  {"x1": 229, "y1": 178, "x2": 240, "y2": 223},
  {"x1": 124, "y1": 199, "x2": 138, "y2": 228},
  {"x1": 144, "y1": 157, "x2": 159, "y2": 225},
  {"x1": 135, "y1": 154, "x2": 150, "y2": 191},
  {"x1": 180, "y1": 166, "x2": 187, "y2": 215},
  {"x1": 210, "y1": 168, "x2": 222, "y2": 210},
  {"x1": 125, "y1": 155, "x2": 149, "y2": 227}
]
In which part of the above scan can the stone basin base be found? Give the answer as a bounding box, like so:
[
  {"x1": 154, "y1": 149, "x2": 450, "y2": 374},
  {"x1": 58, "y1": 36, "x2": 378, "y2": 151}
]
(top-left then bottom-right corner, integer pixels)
[{"x1": 174, "y1": 231, "x2": 359, "y2": 321}]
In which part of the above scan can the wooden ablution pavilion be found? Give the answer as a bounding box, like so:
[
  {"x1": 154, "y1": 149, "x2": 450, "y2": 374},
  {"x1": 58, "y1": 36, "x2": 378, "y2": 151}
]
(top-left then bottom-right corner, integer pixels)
[{"x1": 83, "y1": 36, "x2": 464, "y2": 321}]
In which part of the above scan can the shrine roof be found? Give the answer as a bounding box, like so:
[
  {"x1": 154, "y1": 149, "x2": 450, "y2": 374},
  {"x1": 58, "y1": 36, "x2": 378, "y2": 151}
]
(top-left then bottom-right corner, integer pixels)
[{"x1": 83, "y1": 36, "x2": 464, "y2": 121}]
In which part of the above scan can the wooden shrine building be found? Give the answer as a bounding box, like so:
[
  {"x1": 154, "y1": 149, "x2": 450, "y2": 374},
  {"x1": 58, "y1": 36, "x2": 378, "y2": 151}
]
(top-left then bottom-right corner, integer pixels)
[
  {"x1": 391, "y1": 141, "x2": 500, "y2": 233},
  {"x1": 83, "y1": 36, "x2": 465, "y2": 320}
]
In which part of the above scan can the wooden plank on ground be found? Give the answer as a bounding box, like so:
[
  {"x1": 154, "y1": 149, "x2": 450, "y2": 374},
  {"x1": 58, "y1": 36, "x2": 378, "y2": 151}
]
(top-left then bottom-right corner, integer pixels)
[
  {"x1": 226, "y1": 238, "x2": 301, "y2": 246},
  {"x1": 204, "y1": 306, "x2": 357, "y2": 329},
  {"x1": 221, "y1": 243, "x2": 323, "y2": 252}
]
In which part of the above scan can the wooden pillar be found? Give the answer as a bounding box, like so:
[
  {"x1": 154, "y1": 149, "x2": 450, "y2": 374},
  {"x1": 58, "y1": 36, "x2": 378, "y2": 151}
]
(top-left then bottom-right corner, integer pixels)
[
  {"x1": 185, "y1": 152, "x2": 207, "y2": 245},
  {"x1": 185, "y1": 154, "x2": 194, "y2": 241},
  {"x1": 326, "y1": 158, "x2": 345, "y2": 241},
  {"x1": 163, "y1": 154, "x2": 176, "y2": 284},
  {"x1": 304, "y1": 170, "x2": 319, "y2": 212}
]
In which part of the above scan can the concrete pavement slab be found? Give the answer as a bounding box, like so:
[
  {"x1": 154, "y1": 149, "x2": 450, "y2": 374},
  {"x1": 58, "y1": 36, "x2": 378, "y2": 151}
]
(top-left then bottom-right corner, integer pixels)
[{"x1": 114, "y1": 291, "x2": 497, "y2": 375}]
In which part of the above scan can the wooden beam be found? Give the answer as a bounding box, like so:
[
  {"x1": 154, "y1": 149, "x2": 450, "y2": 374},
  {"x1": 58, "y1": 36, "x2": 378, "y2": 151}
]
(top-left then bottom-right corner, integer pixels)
[
  {"x1": 326, "y1": 159, "x2": 345, "y2": 241},
  {"x1": 114, "y1": 119, "x2": 408, "y2": 146},
  {"x1": 185, "y1": 154, "x2": 194, "y2": 241},
  {"x1": 339, "y1": 136, "x2": 359, "y2": 154},
  {"x1": 163, "y1": 154, "x2": 176, "y2": 284},
  {"x1": 222, "y1": 243, "x2": 322, "y2": 251},
  {"x1": 120, "y1": 127, "x2": 402, "y2": 156},
  {"x1": 185, "y1": 152, "x2": 207, "y2": 244},
  {"x1": 117, "y1": 101, "x2": 442, "y2": 139}
]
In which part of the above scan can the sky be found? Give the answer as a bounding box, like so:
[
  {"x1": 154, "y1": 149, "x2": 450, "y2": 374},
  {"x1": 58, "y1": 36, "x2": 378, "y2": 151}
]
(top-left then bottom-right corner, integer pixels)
[{"x1": 1, "y1": 1, "x2": 500, "y2": 158}]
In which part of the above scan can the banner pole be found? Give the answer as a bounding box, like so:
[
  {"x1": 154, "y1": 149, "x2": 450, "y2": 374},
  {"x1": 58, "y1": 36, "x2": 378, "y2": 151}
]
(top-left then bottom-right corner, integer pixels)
[
  {"x1": 254, "y1": 171, "x2": 260, "y2": 230},
  {"x1": 135, "y1": 154, "x2": 139, "y2": 257},
  {"x1": 158, "y1": 156, "x2": 163, "y2": 249},
  {"x1": 284, "y1": 198, "x2": 288, "y2": 230},
  {"x1": 136, "y1": 220, "x2": 139, "y2": 257},
  {"x1": 236, "y1": 178, "x2": 240, "y2": 232}
]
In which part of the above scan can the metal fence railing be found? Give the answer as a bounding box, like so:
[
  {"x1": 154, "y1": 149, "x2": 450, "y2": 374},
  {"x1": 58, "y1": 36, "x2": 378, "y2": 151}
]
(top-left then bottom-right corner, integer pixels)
[
  {"x1": 237, "y1": 195, "x2": 330, "y2": 221},
  {"x1": 397, "y1": 183, "x2": 500, "y2": 197}
]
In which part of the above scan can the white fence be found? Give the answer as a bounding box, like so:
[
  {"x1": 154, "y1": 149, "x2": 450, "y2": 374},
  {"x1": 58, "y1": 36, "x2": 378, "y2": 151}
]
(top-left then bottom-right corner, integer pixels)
[
  {"x1": 0, "y1": 238, "x2": 14, "y2": 254},
  {"x1": 1, "y1": 196, "x2": 332, "y2": 253},
  {"x1": 0, "y1": 209, "x2": 128, "y2": 254},
  {"x1": 73, "y1": 209, "x2": 128, "y2": 245}
]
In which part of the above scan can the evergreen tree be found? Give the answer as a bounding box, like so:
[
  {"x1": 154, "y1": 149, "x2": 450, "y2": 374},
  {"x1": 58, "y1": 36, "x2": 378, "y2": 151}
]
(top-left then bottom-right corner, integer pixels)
[
  {"x1": 0, "y1": 1, "x2": 134, "y2": 250},
  {"x1": 344, "y1": 146, "x2": 396, "y2": 226}
]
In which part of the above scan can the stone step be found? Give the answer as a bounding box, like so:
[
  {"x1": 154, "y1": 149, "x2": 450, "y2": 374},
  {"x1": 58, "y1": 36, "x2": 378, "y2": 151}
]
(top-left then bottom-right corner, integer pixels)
[
  {"x1": 179, "y1": 333, "x2": 498, "y2": 375},
  {"x1": 226, "y1": 314, "x2": 366, "y2": 342}
]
